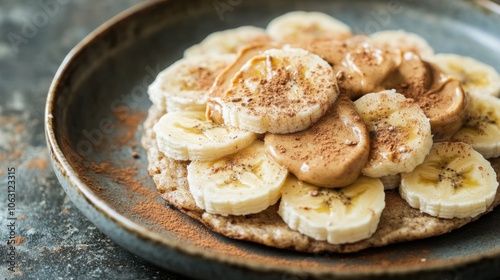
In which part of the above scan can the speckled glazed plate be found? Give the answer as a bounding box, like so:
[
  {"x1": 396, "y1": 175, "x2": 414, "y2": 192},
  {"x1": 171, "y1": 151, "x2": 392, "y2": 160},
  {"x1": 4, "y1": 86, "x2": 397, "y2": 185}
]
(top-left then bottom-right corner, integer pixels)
[{"x1": 46, "y1": 0, "x2": 500, "y2": 279}]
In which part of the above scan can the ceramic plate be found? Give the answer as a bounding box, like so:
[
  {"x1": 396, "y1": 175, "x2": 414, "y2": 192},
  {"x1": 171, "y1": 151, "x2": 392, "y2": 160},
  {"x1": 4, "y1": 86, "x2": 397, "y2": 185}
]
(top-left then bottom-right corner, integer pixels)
[{"x1": 45, "y1": 0, "x2": 500, "y2": 279}]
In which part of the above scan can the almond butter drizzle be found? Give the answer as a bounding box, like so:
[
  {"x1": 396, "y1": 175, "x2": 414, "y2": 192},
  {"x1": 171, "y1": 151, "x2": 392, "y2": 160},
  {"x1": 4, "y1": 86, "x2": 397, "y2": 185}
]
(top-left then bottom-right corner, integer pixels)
[{"x1": 265, "y1": 94, "x2": 370, "y2": 188}]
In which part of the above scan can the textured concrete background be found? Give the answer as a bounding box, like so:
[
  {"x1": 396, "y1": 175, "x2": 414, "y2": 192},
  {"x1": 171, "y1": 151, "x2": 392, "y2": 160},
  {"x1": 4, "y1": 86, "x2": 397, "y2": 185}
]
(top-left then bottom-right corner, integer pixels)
[{"x1": 0, "y1": 1, "x2": 187, "y2": 279}]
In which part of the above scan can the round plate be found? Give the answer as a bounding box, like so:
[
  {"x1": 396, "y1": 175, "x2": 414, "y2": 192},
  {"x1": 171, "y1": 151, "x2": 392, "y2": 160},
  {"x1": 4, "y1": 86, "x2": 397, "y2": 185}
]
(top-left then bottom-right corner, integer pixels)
[{"x1": 45, "y1": 0, "x2": 500, "y2": 279}]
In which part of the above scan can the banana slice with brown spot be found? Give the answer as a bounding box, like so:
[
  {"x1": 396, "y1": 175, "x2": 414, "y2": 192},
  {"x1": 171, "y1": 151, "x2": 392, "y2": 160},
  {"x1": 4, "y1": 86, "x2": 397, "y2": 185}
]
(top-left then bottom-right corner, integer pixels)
[
  {"x1": 451, "y1": 93, "x2": 500, "y2": 158},
  {"x1": 400, "y1": 142, "x2": 498, "y2": 219},
  {"x1": 265, "y1": 93, "x2": 370, "y2": 188}
]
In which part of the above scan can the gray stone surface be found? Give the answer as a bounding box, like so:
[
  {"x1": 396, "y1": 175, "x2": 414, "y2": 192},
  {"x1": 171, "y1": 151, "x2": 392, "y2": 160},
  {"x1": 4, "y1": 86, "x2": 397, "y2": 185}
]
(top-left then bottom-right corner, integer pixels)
[{"x1": 0, "y1": 1, "x2": 187, "y2": 279}]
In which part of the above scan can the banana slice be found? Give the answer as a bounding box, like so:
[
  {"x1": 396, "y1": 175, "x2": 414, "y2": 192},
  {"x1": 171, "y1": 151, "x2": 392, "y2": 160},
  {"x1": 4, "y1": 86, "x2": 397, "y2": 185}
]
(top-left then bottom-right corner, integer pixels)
[
  {"x1": 184, "y1": 26, "x2": 271, "y2": 57},
  {"x1": 153, "y1": 111, "x2": 257, "y2": 161},
  {"x1": 353, "y1": 90, "x2": 433, "y2": 178},
  {"x1": 369, "y1": 30, "x2": 434, "y2": 59},
  {"x1": 148, "y1": 71, "x2": 169, "y2": 111},
  {"x1": 452, "y1": 93, "x2": 500, "y2": 158},
  {"x1": 265, "y1": 93, "x2": 370, "y2": 188},
  {"x1": 187, "y1": 141, "x2": 288, "y2": 216},
  {"x1": 427, "y1": 53, "x2": 500, "y2": 97},
  {"x1": 266, "y1": 11, "x2": 352, "y2": 44},
  {"x1": 219, "y1": 47, "x2": 338, "y2": 134},
  {"x1": 380, "y1": 174, "x2": 401, "y2": 190},
  {"x1": 279, "y1": 176, "x2": 385, "y2": 244},
  {"x1": 400, "y1": 142, "x2": 498, "y2": 219},
  {"x1": 148, "y1": 54, "x2": 235, "y2": 112}
]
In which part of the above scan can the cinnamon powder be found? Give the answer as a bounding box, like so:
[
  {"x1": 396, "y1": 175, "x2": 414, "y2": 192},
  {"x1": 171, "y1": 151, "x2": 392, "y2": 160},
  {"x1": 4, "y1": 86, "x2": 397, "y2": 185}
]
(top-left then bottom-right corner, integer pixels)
[
  {"x1": 114, "y1": 107, "x2": 146, "y2": 147},
  {"x1": 129, "y1": 183, "x2": 436, "y2": 271},
  {"x1": 63, "y1": 109, "x2": 146, "y2": 193},
  {"x1": 129, "y1": 186, "x2": 324, "y2": 269},
  {"x1": 89, "y1": 161, "x2": 149, "y2": 197}
]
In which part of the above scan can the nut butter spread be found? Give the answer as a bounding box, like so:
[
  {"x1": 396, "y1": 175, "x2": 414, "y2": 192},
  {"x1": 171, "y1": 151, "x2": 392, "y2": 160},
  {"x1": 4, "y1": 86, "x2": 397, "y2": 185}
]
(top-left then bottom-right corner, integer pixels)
[
  {"x1": 265, "y1": 94, "x2": 370, "y2": 188},
  {"x1": 304, "y1": 37, "x2": 466, "y2": 131}
]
